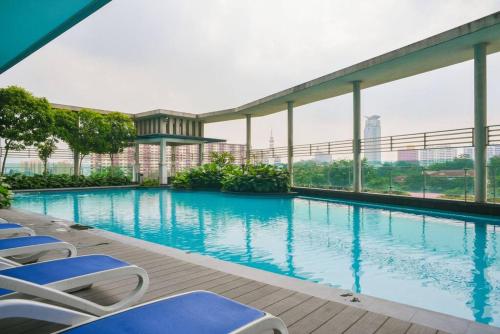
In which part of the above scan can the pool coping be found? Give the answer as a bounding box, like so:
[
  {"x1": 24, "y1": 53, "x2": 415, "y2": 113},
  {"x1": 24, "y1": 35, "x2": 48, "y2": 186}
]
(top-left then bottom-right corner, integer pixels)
[{"x1": 87, "y1": 224, "x2": 498, "y2": 334}]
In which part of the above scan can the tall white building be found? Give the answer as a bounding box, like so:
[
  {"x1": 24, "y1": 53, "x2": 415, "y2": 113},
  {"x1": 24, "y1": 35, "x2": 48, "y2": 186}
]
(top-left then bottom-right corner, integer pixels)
[
  {"x1": 363, "y1": 115, "x2": 381, "y2": 164},
  {"x1": 419, "y1": 147, "x2": 457, "y2": 166},
  {"x1": 463, "y1": 146, "x2": 500, "y2": 162}
]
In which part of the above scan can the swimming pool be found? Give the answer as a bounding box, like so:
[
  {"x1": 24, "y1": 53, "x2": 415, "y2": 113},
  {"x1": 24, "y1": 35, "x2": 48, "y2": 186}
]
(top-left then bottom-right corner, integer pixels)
[{"x1": 12, "y1": 188, "x2": 500, "y2": 325}]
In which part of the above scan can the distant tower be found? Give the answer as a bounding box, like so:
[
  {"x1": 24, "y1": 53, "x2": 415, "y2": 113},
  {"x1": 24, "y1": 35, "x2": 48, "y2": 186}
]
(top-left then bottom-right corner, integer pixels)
[
  {"x1": 364, "y1": 115, "x2": 381, "y2": 164},
  {"x1": 268, "y1": 130, "x2": 280, "y2": 164}
]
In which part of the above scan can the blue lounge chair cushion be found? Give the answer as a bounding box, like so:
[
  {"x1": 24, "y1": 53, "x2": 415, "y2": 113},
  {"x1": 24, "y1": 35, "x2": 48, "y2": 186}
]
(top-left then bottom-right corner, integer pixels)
[
  {"x1": 0, "y1": 223, "x2": 24, "y2": 230},
  {"x1": 0, "y1": 255, "x2": 129, "y2": 296},
  {"x1": 0, "y1": 236, "x2": 61, "y2": 250},
  {"x1": 64, "y1": 291, "x2": 265, "y2": 334}
]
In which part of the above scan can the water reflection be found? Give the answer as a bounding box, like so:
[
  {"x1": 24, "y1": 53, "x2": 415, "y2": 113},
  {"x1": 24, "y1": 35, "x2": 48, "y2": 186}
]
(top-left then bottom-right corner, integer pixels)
[{"x1": 12, "y1": 189, "x2": 500, "y2": 325}]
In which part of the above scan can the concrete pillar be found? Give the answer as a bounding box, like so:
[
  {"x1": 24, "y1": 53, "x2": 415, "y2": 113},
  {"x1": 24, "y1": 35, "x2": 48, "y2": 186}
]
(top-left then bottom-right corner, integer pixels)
[
  {"x1": 159, "y1": 139, "x2": 168, "y2": 184},
  {"x1": 170, "y1": 146, "x2": 176, "y2": 177},
  {"x1": 474, "y1": 43, "x2": 488, "y2": 203},
  {"x1": 246, "y1": 114, "x2": 252, "y2": 163},
  {"x1": 133, "y1": 143, "x2": 140, "y2": 183},
  {"x1": 198, "y1": 143, "x2": 204, "y2": 166},
  {"x1": 287, "y1": 101, "x2": 294, "y2": 182},
  {"x1": 353, "y1": 81, "x2": 362, "y2": 193}
]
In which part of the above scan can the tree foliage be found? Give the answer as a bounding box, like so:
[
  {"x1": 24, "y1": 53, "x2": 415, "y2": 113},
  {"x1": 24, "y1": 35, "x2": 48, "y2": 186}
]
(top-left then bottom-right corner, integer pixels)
[
  {"x1": 0, "y1": 86, "x2": 54, "y2": 174},
  {"x1": 100, "y1": 112, "x2": 135, "y2": 165},
  {"x1": 37, "y1": 138, "x2": 58, "y2": 174}
]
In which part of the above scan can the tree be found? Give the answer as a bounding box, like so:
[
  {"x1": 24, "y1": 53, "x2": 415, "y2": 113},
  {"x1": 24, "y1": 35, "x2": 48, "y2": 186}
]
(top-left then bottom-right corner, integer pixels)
[
  {"x1": 100, "y1": 112, "x2": 135, "y2": 166},
  {"x1": 0, "y1": 86, "x2": 53, "y2": 175},
  {"x1": 37, "y1": 137, "x2": 58, "y2": 174},
  {"x1": 54, "y1": 108, "x2": 107, "y2": 175}
]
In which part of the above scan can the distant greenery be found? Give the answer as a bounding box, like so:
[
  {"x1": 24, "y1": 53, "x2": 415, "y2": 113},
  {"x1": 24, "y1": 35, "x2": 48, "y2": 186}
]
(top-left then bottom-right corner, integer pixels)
[
  {"x1": 293, "y1": 156, "x2": 500, "y2": 199},
  {"x1": 172, "y1": 152, "x2": 290, "y2": 193},
  {"x1": 141, "y1": 178, "x2": 160, "y2": 187},
  {"x1": 0, "y1": 177, "x2": 13, "y2": 208},
  {"x1": 5, "y1": 167, "x2": 131, "y2": 190}
]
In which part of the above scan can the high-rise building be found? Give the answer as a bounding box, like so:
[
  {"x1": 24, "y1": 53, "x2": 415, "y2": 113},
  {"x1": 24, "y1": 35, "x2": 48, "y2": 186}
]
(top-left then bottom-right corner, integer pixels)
[
  {"x1": 397, "y1": 147, "x2": 418, "y2": 162},
  {"x1": 419, "y1": 147, "x2": 457, "y2": 166},
  {"x1": 363, "y1": 115, "x2": 381, "y2": 164},
  {"x1": 463, "y1": 146, "x2": 500, "y2": 162}
]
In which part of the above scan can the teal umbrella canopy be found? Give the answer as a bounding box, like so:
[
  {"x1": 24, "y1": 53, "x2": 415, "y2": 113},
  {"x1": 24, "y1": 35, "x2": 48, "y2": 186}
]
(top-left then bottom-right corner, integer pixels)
[{"x1": 0, "y1": 0, "x2": 111, "y2": 74}]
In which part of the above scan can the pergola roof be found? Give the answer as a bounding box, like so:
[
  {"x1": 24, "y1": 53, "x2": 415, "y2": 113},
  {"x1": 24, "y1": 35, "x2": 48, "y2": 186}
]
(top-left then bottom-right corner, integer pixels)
[{"x1": 0, "y1": 0, "x2": 111, "y2": 74}]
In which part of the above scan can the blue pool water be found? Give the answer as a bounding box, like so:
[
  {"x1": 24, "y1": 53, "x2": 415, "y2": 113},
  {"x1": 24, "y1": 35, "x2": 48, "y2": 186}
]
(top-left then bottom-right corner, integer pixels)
[{"x1": 12, "y1": 188, "x2": 500, "y2": 325}]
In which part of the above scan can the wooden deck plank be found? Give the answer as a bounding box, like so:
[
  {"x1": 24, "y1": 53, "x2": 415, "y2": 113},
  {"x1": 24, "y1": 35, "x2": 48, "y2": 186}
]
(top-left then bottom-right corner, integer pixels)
[
  {"x1": 344, "y1": 311, "x2": 389, "y2": 334},
  {"x1": 264, "y1": 292, "x2": 311, "y2": 316},
  {"x1": 374, "y1": 317, "x2": 412, "y2": 334},
  {"x1": 278, "y1": 297, "x2": 328, "y2": 326},
  {"x1": 288, "y1": 301, "x2": 346, "y2": 334},
  {"x1": 248, "y1": 288, "x2": 296, "y2": 309},
  {"x1": 312, "y1": 306, "x2": 367, "y2": 334},
  {"x1": 406, "y1": 323, "x2": 438, "y2": 334}
]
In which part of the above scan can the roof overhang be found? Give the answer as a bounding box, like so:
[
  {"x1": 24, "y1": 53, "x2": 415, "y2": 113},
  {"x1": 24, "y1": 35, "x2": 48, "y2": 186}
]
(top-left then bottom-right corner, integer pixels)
[
  {"x1": 0, "y1": 0, "x2": 111, "y2": 74},
  {"x1": 136, "y1": 134, "x2": 226, "y2": 145}
]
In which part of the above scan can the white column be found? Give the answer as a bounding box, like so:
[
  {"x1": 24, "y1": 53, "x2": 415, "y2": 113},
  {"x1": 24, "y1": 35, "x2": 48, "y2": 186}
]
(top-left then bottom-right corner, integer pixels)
[
  {"x1": 287, "y1": 101, "x2": 294, "y2": 182},
  {"x1": 159, "y1": 139, "x2": 168, "y2": 185},
  {"x1": 246, "y1": 114, "x2": 252, "y2": 163},
  {"x1": 474, "y1": 43, "x2": 488, "y2": 203},
  {"x1": 353, "y1": 81, "x2": 362, "y2": 193},
  {"x1": 133, "y1": 142, "x2": 140, "y2": 183}
]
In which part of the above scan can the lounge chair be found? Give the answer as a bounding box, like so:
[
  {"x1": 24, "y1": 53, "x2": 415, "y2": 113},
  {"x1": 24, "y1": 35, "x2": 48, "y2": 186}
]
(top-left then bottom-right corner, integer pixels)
[
  {"x1": 0, "y1": 221, "x2": 35, "y2": 238},
  {"x1": 0, "y1": 254, "x2": 149, "y2": 316},
  {"x1": 0, "y1": 291, "x2": 288, "y2": 333},
  {"x1": 0, "y1": 235, "x2": 77, "y2": 265}
]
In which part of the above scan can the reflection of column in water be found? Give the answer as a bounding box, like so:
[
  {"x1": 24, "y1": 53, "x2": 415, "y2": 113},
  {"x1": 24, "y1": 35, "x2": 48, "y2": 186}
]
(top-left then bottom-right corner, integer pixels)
[
  {"x1": 468, "y1": 223, "x2": 492, "y2": 324},
  {"x1": 244, "y1": 212, "x2": 252, "y2": 263},
  {"x1": 133, "y1": 190, "x2": 141, "y2": 237},
  {"x1": 170, "y1": 196, "x2": 177, "y2": 244},
  {"x1": 72, "y1": 193, "x2": 80, "y2": 223},
  {"x1": 43, "y1": 196, "x2": 47, "y2": 216},
  {"x1": 351, "y1": 206, "x2": 362, "y2": 293},
  {"x1": 421, "y1": 216, "x2": 426, "y2": 246},
  {"x1": 388, "y1": 211, "x2": 393, "y2": 236},
  {"x1": 286, "y1": 199, "x2": 295, "y2": 276},
  {"x1": 198, "y1": 206, "x2": 206, "y2": 253},
  {"x1": 159, "y1": 190, "x2": 167, "y2": 235}
]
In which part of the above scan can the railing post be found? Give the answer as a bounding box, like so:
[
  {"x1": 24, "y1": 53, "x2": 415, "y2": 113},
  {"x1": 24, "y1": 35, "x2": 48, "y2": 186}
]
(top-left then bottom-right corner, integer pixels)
[
  {"x1": 422, "y1": 167, "x2": 426, "y2": 199},
  {"x1": 494, "y1": 166, "x2": 497, "y2": 203},
  {"x1": 464, "y1": 168, "x2": 468, "y2": 202},
  {"x1": 389, "y1": 167, "x2": 393, "y2": 194}
]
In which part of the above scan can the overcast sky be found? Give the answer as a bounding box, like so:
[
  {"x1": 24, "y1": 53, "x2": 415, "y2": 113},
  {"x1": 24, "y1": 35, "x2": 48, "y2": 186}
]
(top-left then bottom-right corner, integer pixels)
[{"x1": 1, "y1": 0, "x2": 500, "y2": 149}]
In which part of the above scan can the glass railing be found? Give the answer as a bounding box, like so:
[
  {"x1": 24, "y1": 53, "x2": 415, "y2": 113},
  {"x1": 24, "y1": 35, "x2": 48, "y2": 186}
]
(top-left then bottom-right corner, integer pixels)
[{"x1": 293, "y1": 162, "x2": 500, "y2": 204}]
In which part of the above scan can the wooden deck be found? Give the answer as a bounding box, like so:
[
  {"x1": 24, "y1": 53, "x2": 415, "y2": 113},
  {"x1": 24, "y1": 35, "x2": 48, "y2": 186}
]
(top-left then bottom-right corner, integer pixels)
[{"x1": 0, "y1": 208, "x2": 489, "y2": 334}]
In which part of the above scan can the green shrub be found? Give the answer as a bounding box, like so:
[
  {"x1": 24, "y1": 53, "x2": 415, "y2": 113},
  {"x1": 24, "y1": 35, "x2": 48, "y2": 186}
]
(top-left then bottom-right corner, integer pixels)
[
  {"x1": 172, "y1": 152, "x2": 237, "y2": 190},
  {"x1": 172, "y1": 152, "x2": 290, "y2": 193},
  {"x1": 0, "y1": 177, "x2": 13, "y2": 208},
  {"x1": 221, "y1": 164, "x2": 290, "y2": 193},
  {"x1": 141, "y1": 178, "x2": 160, "y2": 187},
  {"x1": 4, "y1": 172, "x2": 131, "y2": 190}
]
